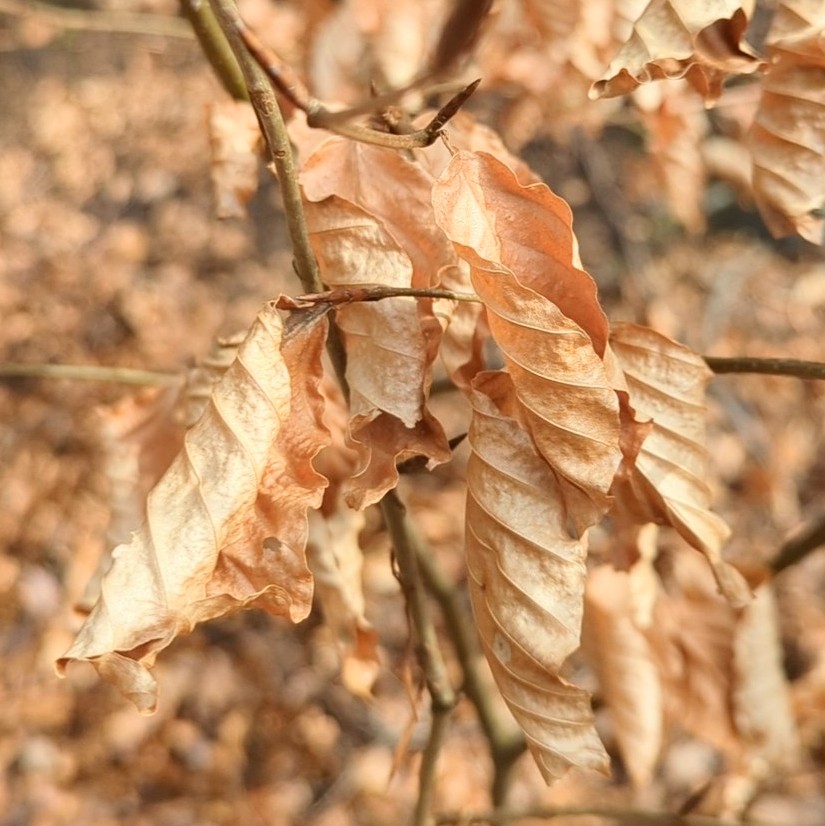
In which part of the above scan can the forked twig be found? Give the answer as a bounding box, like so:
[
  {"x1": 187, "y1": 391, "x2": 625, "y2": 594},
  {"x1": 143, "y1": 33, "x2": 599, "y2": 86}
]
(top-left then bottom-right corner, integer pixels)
[{"x1": 231, "y1": 11, "x2": 480, "y2": 149}]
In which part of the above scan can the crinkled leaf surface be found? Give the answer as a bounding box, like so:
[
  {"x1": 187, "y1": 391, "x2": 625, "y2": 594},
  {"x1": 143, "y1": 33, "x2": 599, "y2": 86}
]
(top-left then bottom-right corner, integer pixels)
[
  {"x1": 591, "y1": 0, "x2": 762, "y2": 102},
  {"x1": 749, "y1": 0, "x2": 825, "y2": 244},
  {"x1": 299, "y1": 141, "x2": 453, "y2": 507},
  {"x1": 432, "y1": 150, "x2": 622, "y2": 530},
  {"x1": 57, "y1": 307, "x2": 330, "y2": 712},
  {"x1": 467, "y1": 372, "x2": 609, "y2": 783},
  {"x1": 610, "y1": 323, "x2": 751, "y2": 606}
]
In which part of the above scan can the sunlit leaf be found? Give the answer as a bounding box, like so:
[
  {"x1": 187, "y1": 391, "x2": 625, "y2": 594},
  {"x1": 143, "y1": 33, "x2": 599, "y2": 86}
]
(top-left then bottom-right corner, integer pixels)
[
  {"x1": 749, "y1": 0, "x2": 825, "y2": 244},
  {"x1": 591, "y1": 0, "x2": 762, "y2": 103},
  {"x1": 610, "y1": 323, "x2": 751, "y2": 606},
  {"x1": 467, "y1": 372, "x2": 609, "y2": 782},
  {"x1": 432, "y1": 149, "x2": 622, "y2": 530},
  {"x1": 57, "y1": 307, "x2": 331, "y2": 712}
]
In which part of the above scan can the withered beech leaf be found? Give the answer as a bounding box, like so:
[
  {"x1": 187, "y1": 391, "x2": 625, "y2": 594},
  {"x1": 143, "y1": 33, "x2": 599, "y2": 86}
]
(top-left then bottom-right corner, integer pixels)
[
  {"x1": 749, "y1": 0, "x2": 825, "y2": 244},
  {"x1": 584, "y1": 565, "x2": 663, "y2": 787},
  {"x1": 432, "y1": 150, "x2": 622, "y2": 530},
  {"x1": 78, "y1": 385, "x2": 186, "y2": 614},
  {"x1": 467, "y1": 372, "x2": 609, "y2": 783},
  {"x1": 300, "y1": 142, "x2": 453, "y2": 507},
  {"x1": 591, "y1": 0, "x2": 763, "y2": 103},
  {"x1": 609, "y1": 323, "x2": 751, "y2": 606},
  {"x1": 57, "y1": 306, "x2": 331, "y2": 712}
]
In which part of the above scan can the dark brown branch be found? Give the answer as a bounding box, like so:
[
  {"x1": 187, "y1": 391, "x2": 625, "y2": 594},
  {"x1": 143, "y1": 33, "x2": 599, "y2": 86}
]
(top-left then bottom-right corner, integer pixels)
[
  {"x1": 231, "y1": 9, "x2": 479, "y2": 149},
  {"x1": 381, "y1": 490, "x2": 457, "y2": 826},
  {"x1": 771, "y1": 512, "x2": 825, "y2": 574},
  {"x1": 275, "y1": 285, "x2": 479, "y2": 310},
  {"x1": 704, "y1": 355, "x2": 825, "y2": 381}
]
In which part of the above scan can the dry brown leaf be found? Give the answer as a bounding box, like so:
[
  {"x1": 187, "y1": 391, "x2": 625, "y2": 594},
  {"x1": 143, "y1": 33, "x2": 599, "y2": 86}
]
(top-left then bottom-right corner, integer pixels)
[
  {"x1": 651, "y1": 551, "x2": 740, "y2": 755},
  {"x1": 78, "y1": 385, "x2": 186, "y2": 614},
  {"x1": 206, "y1": 100, "x2": 261, "y2": 219},
  {"x1": 57, "y1": 306, "x2": 331, "y2": 712},
  {"x1": 591, "y1": 0, "x2": 763, "y2": 103},
  {"x1": 300, "y1": 140, "x2": 454, "y2": 507},
  {"x1": 749, "y1": 0, "x2": 825, "y2": 243},
  {"x1": 467, "y1": 371, "x2": 609, "y2": 783},
  {"x1": 307, "y1": 508, "x2": 379, "y2": 698},
  {"x1": 733, "y1": 582, "x2": 800, "y2": 770},
  {"x1": 636, "y1": 80, "x2": 710, "y2": 232},
  {"x1": 584, "y1": 564, "x2": 663, "y2": 786},
  {"x1": 432, "y1": 150, "x2": 622, "y2": 530},
  {"x1": 610, "y1": 323, "x2": 751, "y2": 606}
]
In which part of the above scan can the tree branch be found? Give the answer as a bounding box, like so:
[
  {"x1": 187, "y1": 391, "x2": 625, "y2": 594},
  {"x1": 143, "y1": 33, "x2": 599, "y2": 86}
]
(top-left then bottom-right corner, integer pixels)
[
  {"x1": 0, "y1": 363, "x2": 181, "y2": 387},
  {"x1": 179, "y1": 0, "x2": 247, "y2": 100},
  {"x1": 414, "y1": 544, "x2": 525, "y2": 806},
  {"x1": 771, "y1": 512, "x2": 825, "y2": 574},
  {"x1": 704, "y1": 355, "x2": 825, "y2": 381},
  {"x1": 381, "y1": 490, "x2": 457, "y2": 826}
]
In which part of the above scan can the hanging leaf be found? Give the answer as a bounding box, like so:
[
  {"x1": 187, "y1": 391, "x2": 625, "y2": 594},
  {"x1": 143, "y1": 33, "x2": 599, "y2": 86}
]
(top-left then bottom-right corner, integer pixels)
[
  {"x1": 584, "y1": 564, "x2": 663, "y2": 786},
  {"x1": 610, "y1": 322, "x2": 751, "y2": 606},
  {"x1": 466, "y1": 371, "x2": 609, "y2": 783},
  {"x1": 432, "y1": 149, "x2": 622, "y2": 530},
  {"x1": 749, "y1": 0, "x2": 825, "y2": 244},
  {"x1": 57, "y1": 306, "x2": 331, "y2": 712},
  {"x1": 591, "y1": 0, "x2": 763, "y2": 103},
  {"x1": 299, "y1": 140, "x2": 454, "y2": 507}
]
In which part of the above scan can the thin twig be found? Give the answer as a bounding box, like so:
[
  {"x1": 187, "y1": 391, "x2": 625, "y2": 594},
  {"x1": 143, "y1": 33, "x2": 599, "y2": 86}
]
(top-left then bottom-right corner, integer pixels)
[
  {"x1": 207, "y1": 0, "x2": 349, "y2": 393},
  {"x1": 382, "y1": 490, "x2": 457, "y2": 826},
  {"x1": 179, "y1": 0, "x2": 247, "y2": 100},
  {"x1": 208, "y1": 0, "x2": 322, "y2": 296},
  {"x1": 771, "y1": 512, "x2": 825, "y2": 574},
  {"x1": 414, "y1": 545, "x2": 525, "y2": 806},
  {"x1": 0, "y1": 363, "x2": 181, "y2": 387},
  {"x1": 435, "y1": 805, "x2": 773, "y2": 826},
  {"x1": 704, "y1": 355, "x2": 825, "y2": 381},
  {"x1": 275, "y1": 285, "x2": 480, "y2": 310},
  {"x1": 0, "y1": 0, "x2": 193, "y2": 39},
  {"x1": 232, "y1": 11, "x2": 480, "y2": 149}
]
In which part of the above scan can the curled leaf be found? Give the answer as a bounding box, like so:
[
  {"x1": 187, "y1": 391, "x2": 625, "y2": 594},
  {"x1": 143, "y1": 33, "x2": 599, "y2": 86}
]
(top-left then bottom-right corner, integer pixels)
[
  {"x1": 57, "y1": 307, "x2": 331, "y2": 712},
  {"x1": 610, "y1": 323, "x2": 751, "y2": 606},
  {"x1": 467, "y1": 372, "x2": 609, "y2": 782},
  {"x1": 591, "y1": 0, "x2": 763, "y2": 103},
  {"x1": 749, "y1": 0, "x2": 825, "y2": 243},
  {"x1": 432, "y1": 150, "x2": 622, "y2": 530}
]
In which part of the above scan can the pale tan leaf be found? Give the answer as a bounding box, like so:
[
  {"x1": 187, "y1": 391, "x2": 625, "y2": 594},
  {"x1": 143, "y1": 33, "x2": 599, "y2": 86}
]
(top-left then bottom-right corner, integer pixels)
[
  {"x1": 649, "y1": 551, "x2": 740, "y2": 755},
  {"x1": 591, "y1": 0, "x2": 763, "y2": 103},
  {"x1": 609, "y1": 323, "x2": 751, "y2": 606},
  {"x1": 733, "y1": 582, "x2": 800, "y2": 769},
  {"x1": 78, "y1": 385, "x2": 186, "y2": 614},
  {"x1": 432, "y1": 150, "x2": 622, "y2": 530},
  {"x1": 57, "y1": 307, "x2": 331, "y2": 712},
  {"x1": 206, "y1": 100, "x2": 261, "y2": 219},
  {"x1": 307, "y1": 508, "x2": 379, "y2": 698},
  {"x1": 584, "y1": 565, "x2": 663, "y2": 786},
  {"x1": 467, "y1": 371, "x2": 609, "y2": 783},
  {"x1": 636, "y1": 80, "x2": 710, "y2": 232},
  {"x1": 749, "y1": 1, "x2": 825, "y2": 243},
  {"x1": 300, "y1": 140, "x2": 454, "y2": 507},
  {"x1": 183, "y1": 331, "x2": 245, "y2": 426}
]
